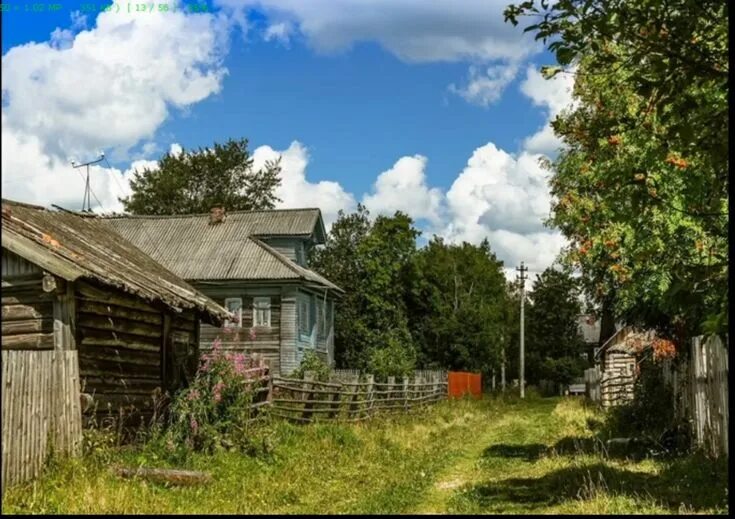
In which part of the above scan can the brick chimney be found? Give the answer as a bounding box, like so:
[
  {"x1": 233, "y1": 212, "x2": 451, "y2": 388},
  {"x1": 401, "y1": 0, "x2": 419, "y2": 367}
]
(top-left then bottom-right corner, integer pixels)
[{"x1": 209, "y1": 205, "x2": 226, "y2": 225}]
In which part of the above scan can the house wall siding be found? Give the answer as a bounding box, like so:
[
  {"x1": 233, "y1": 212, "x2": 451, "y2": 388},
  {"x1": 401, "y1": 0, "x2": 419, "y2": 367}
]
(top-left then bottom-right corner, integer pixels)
[
  {"x1": 196, "y1": 285, "x2": 283, "y2": 374},
  {"x1": 2, "y1": 249, "x2": 54, "y2": 351}
]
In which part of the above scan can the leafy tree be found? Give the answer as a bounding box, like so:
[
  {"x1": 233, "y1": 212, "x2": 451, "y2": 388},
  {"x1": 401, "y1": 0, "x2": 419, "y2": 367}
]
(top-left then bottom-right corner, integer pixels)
[
  {"x1": 505, "y1": 0, "x2": 728, "y2": 343},
  {"x1": 525, "y1": 265, "x2": 586, "y2": 386},
  {"x1": 122, "y1": 138, "x2": 282, "y2": 215},
  {"x1": 311, "y1": 206, "x2": 418, "y2": 374},
  {"x1": 407, "y1": 237, "x2": 508, "y2": 376}
]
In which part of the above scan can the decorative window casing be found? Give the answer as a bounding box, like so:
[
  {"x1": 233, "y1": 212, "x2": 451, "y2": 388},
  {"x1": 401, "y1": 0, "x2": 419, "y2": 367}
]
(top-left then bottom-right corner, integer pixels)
[
  {"x1": 224, "y1": 297, "x2": 242, "y2": 328},
  {"x1": 253, "y1": 297, "x2": 271, "y2": 327}
]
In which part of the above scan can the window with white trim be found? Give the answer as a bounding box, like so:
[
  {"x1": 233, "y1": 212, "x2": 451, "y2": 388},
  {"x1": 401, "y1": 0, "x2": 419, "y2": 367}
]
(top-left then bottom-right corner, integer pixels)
[
  {"x1": 253, "y1": 297, "x2": 271, "y2": 327},
  {"x1": 224, "y1": 297, "x2": 242, "y2": 328}
]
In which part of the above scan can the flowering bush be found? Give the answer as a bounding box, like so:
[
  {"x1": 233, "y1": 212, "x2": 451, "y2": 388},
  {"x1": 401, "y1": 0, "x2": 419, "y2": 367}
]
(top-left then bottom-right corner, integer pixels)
[{"x1": 165, "y1": 338, "x2": 267, "y2": 453}]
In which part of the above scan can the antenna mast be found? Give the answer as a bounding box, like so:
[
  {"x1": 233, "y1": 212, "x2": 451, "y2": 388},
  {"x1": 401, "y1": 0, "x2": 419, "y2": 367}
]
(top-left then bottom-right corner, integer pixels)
[{"x1": 71, "y1": 153, "x2": 105, "y2": 212}]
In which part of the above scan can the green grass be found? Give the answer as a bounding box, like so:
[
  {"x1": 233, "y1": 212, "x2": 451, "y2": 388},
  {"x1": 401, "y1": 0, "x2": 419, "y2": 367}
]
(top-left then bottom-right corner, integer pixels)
[{"x1": 2, "y1": 393, "x2": 728, "y2": 514}]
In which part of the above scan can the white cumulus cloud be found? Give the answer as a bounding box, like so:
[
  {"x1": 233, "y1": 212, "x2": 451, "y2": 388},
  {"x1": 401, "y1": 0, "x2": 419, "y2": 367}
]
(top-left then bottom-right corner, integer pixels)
[
  {"x1": 252, "y1": 141, "x2": 357, "y2": 227},
  {"x1": 362, "y1": 155, "x2": 443, "y2": 224},
  {"x1": 519, "y1": 65, "x2": 576, "y2": 156},
  {"x1": 1, "y1": 6, "x2": 231, "y2": 210}
]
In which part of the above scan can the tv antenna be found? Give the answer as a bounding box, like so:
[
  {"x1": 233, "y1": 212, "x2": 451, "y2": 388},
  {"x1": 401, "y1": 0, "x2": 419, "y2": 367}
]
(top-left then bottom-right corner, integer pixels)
[{"x1": 71, "y1": 153, "x2": 105, "y2": 212}]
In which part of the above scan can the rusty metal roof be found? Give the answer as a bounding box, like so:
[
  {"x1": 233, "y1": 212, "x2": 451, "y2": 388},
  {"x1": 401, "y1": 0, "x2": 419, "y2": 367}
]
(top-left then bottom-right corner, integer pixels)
[
  {"x1": 1, "y1": 199, "x2": 230, "y2": 323},
  {"x1": 100, "y1": 209, "x2": 341, "y2": 292}
]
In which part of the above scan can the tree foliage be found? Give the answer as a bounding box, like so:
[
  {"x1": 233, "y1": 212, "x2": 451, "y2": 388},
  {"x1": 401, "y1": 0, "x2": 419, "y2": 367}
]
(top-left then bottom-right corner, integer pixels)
[
  {"x1": 312, "y1": 208, "x2": 512, "y2": 379},
  {"x1": 122, "y1": 138, "x2": 282, "y2": 215},
  {"x1": 505, "y1": 0, "x2": 729, "y2": 342},
  {"x1": 407, "y1": 237, "x2": 508, "y2": 374},
  {"x1": 525, "y1": 266, "x2": 586, "y2": 386},
  {"x1": 310, "y1": 206, "x2": 418, "y2": 376}
]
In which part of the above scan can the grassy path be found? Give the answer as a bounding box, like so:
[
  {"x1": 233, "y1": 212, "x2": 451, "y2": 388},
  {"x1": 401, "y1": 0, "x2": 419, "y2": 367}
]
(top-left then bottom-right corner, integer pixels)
[{"x1": 2, "y1": 394, "x2": 728, "y2": 514}]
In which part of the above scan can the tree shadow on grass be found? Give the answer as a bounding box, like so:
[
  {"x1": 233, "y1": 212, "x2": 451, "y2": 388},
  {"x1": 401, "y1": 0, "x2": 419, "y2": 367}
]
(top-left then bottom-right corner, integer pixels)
[
  {"x1": 481, "y1": 443, "x2": 547, "y2": 462},
  {"x1": 452, "y1": 453, "x2": 728, "y2": 513}
]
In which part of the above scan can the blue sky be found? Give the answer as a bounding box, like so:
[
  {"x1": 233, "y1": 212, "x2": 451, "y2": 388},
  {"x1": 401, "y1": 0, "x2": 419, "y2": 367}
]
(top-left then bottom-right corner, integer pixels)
[{"x1": 1, "y1": 0, "x2": 574, "y2": 277}]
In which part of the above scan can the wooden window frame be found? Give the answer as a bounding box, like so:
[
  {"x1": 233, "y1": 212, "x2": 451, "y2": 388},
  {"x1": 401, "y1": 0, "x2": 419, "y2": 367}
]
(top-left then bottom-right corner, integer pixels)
[
  {"x1": 224, "y1": 297, "x2": 243, "y2": 328},
  {"x1": 253, "y1": 296, "x2": 271, "y2": 328}
]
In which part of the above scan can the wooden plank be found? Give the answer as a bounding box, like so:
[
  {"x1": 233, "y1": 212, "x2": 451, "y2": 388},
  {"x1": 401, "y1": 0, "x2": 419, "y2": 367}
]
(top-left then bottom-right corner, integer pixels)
[
  {"x1": 1, "y1": 303, "x2": 51, "y2": 321},
  {"x1": 77, "y1": 300, "x2": 162, "y2": 325},
  {"x1": 1, "y1": 318, "x2": 53, "y2": 335},
  {"x1": 1, "y1": 333, "x2": 54, "y2": 350},
  {"x1": 77, "y1": 314, "x2": 162, "y2": 339},
  {"x1": 76, "y1": 281, "x2": 160, "y2": 313}
]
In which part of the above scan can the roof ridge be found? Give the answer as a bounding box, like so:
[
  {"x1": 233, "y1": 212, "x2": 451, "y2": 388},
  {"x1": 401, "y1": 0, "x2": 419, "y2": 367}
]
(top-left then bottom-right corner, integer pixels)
[
  {"x1": 2, "y1": 198, "x2": 49, "y2": 211},
  {"x1": 101, "y1": 207, "x2": 322, "y2": 220}
]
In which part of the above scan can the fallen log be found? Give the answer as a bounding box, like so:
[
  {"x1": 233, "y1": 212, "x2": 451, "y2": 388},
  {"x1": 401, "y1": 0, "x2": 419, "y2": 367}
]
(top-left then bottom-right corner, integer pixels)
[{"x1": 111, "y1": 466, "x2": 212, "y2": 486}]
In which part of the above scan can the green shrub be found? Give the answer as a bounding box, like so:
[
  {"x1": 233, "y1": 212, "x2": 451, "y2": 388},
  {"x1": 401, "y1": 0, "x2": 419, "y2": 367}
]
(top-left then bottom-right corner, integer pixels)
[
  {"x1": 367, "y1": 332, "x2": 416, "y2": 380},
  {"x1": 292, "y1": 350, "x2": 332, "y2": 381},
  {"x1": 154, "y1": 338, "x2": 268, "y2": 455}
]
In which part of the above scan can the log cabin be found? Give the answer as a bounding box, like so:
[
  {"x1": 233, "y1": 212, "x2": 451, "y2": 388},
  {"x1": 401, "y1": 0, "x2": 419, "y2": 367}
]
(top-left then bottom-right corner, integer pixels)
[
  {"x1": 1, "y1": 199, "x2": 230, "y2": 433},
  {"x1": 102, "y1": 207, "x2": 344, "y2": 375}
]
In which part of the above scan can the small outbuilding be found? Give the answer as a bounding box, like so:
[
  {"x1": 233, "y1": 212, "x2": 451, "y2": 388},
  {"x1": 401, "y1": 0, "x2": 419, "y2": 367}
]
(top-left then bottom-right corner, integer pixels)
[
  {"x1": 594, "y1": 326, "x2": 656, "y2": 407},
  {"x1": 1, "y1": 199, "x2": 229, "y2": 487}
]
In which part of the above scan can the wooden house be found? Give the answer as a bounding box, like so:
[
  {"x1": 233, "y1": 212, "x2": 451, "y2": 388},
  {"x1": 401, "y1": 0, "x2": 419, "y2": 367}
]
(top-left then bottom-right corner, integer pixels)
[
  {"x1": 1, "y1": 199, "x2": 230, "y2": 486},
  {"x1": 102, "y1": 207, "x2": 343, "y2": 375},
  {"x1": 594, "y1": 326, "x2": 656, "y2": 407}
]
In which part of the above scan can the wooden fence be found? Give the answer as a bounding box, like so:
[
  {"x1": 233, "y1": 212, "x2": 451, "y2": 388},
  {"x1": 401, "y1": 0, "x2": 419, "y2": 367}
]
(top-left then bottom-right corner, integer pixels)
[
  {"x1": 270, "y1": 372, "x2": 448, "y2": 423},
  {"x1": 1, "y1": 350, "x2": 82, "y2": 491},
  {"x1": 687, "y1": 335, "x2": 728, "y2": 457},
  {"x1": 585, "y1": 334, "x2": 728, "y2": 458}
]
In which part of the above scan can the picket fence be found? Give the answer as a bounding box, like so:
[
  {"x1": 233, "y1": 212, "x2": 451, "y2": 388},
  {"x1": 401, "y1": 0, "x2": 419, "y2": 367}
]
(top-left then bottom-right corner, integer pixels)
[{"x1": 585, "y1": 334, "x2": 728, "y2": 458}]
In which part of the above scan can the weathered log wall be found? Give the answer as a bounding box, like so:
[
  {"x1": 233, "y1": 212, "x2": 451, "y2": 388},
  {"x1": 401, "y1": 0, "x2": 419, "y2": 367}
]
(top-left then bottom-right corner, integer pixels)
[{"x1": 75, "y1": 280, "x2": 165, "y2": 425}]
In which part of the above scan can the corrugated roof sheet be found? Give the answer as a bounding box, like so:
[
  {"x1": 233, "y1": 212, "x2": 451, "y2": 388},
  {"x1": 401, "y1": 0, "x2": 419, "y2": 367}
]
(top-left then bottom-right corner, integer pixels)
[
  {"x1": 1, "y1": 199, "x2": 230, "y2": 322},
  {"x1": 100, "y1": 209, "x2": 342, "y2": 292}
]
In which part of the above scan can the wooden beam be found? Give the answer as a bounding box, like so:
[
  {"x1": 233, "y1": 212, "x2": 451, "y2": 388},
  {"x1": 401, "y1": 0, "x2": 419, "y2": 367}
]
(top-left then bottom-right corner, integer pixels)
[{"x1": 1, "y1": 333, "x2": 54, "y2": 350}]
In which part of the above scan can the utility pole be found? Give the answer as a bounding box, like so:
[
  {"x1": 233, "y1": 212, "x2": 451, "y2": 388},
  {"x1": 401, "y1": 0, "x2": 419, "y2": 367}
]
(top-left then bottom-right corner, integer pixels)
[
  {"x1": 516, "y1": 261, "x2": 528, "y2": 399},
  {"x1": 501, "y1": 340, "x2": 506, "y2": 391},
  {"x1": 71, "y1": 153, "x2": 105, "y2": 212}
]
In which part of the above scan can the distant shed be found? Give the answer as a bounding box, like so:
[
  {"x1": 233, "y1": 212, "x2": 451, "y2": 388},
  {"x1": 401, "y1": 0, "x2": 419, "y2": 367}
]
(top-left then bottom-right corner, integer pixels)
[
  {"x1": 594, "y1": 326, "x2": 656, "y2": 407},
  {"x1": 1, "y1": 199, "x2": 229, "y2": 488}
]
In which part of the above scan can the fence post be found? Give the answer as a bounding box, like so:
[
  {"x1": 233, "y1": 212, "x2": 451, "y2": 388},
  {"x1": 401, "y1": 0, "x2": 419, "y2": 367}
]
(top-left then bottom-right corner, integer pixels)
[
  {"x1": 348, "y1": 374, "x2": 360, "y2": 420},
  {"x1": 301, "y1": 372, "x2": 315, "y2": 423},
  {"x1": 366, "y1": 374, "x2": 374, "y2": 418},
  {"x1": 403, "y1": 377, "x2": 409, "y2": 411}
]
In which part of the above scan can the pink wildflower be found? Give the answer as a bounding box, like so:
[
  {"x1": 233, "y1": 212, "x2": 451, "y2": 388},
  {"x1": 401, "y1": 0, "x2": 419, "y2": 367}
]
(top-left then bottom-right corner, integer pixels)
[
  {"x1": 187, "y1": 389, "x2": 201, "y2": 401},
  {"x1": 249, "y1": 328, "x2": 257, "y2": 341},
  {"x1": 190, "y1": 417, "x2": 199, "y2": 433},
  {"x1": 212, "y1": 338, "x2": 222, "y2": 351},
  {"x1": 213, "y1": 380, "x2": 225, "y2": 403}
]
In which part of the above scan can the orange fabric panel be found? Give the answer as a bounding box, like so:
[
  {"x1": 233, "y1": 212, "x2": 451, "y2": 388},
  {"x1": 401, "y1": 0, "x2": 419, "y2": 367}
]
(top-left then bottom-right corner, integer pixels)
[{"x1": 448, "y1": 371, "x2": 482, "y2": 399}]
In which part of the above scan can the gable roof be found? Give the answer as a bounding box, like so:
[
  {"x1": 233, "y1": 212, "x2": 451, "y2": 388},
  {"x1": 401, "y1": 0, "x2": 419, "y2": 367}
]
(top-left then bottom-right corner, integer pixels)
[
  {"x1": 103, "y1": 208, "x2": 327, "y2": 243},
  {"x1": 1, "y1": 199, "x2": 230, "y2": 323},
  {"x1": 100, "y1": 209, "x2": 342, "y2": 292},
  {"x1": 595, "y1": 325, "x2": 656, "y2": 359}
]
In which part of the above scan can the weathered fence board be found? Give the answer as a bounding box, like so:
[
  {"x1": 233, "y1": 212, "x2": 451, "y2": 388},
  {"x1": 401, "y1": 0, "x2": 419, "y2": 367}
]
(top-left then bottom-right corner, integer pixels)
[
  {"x1": 270, "y1": 370, "x2": 448, "y2": 423},
  {"x1": 1, "y1": 349, "x2": 82, "y2": 491},
  {"x1": 689, "y1": 335, "x2": 728, "y2": 458}
]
